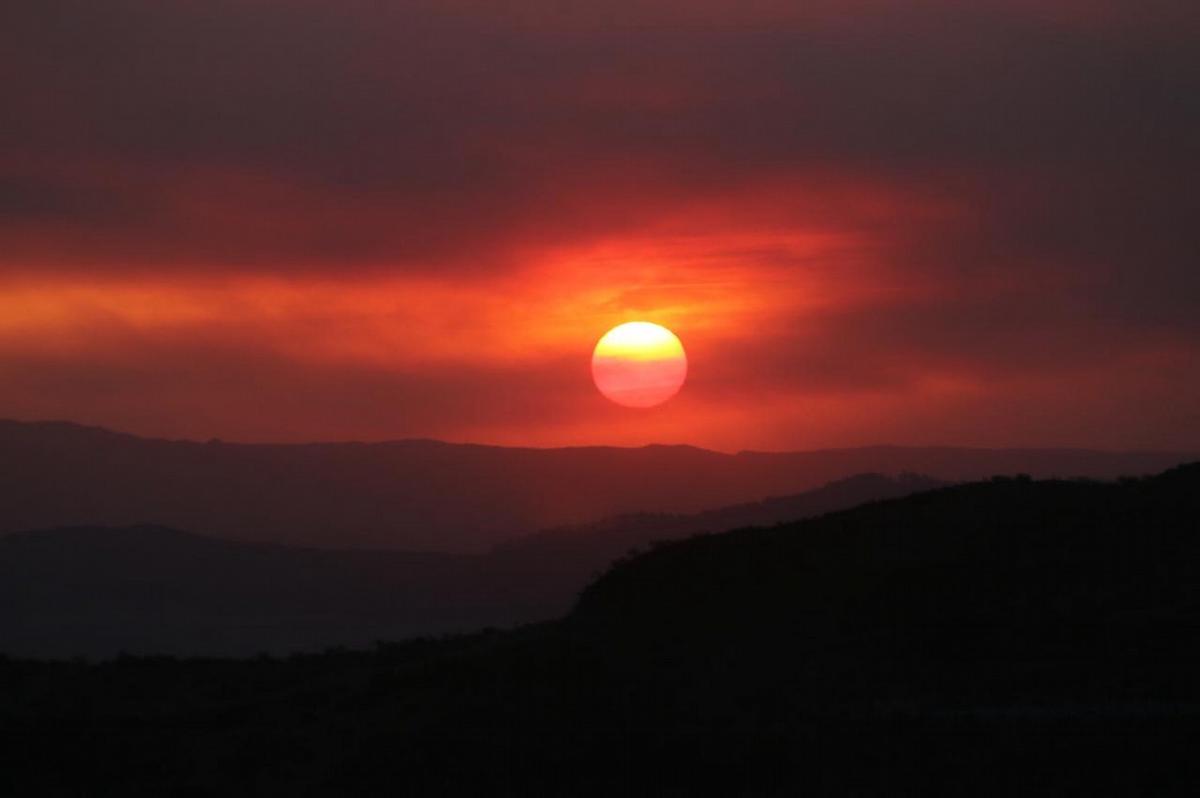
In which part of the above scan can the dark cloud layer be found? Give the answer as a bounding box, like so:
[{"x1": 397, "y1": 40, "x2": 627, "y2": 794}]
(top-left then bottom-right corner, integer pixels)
[{"x1": 4, "y1": 0, "x2": 1197, "y2": 272}]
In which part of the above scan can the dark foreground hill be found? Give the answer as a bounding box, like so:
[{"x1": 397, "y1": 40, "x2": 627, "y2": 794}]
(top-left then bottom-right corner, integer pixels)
[
  {"x1": 1, "y1": 418, "x2": 1191, "y2": 550},
  {"x1": 2, "y1": 466, "x2": 1199, "y2": 795},
  {"x1": 0, "y1": 474, "x2": 941, "y2": 658}
]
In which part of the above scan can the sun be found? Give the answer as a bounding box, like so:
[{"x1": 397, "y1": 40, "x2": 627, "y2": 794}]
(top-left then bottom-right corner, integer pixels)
[{"x1": 592, "y1": 321, "x2": 688, "y2": 408}]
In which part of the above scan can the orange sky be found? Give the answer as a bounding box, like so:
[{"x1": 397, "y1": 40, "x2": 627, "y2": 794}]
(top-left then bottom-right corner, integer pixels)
[{"x1": 1, "y1": 0, "x2": 1197, "y2": 450}]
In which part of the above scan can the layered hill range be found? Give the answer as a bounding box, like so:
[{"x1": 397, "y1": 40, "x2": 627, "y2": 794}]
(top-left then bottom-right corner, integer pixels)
[
  {"x1": 1, "y1": 419, "x2": 1192, "y2": 552},
  {"x1": 1, "y1": 472, "x2": 942, "y2": 657},
  {"x1": 4, "y1": 465, "x2": 1199, "y2": 795}
]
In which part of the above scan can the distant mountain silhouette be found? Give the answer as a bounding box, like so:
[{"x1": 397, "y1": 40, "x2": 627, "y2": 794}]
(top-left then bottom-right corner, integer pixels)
[
  {"x1": 0, "y1": 418, "x2": 1193, "y2": 551},
  {"x1": 0, "y1": 473, "x2": 941, "y2": 657},
  {"x1": 2, "y1": 465, "x2": 1198, "y2": 795}
]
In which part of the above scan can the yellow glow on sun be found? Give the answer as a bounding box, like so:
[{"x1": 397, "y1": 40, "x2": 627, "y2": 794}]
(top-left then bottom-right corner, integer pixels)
[{"x1": 593, "y1": 321, "x2": 685, "y2": 362}]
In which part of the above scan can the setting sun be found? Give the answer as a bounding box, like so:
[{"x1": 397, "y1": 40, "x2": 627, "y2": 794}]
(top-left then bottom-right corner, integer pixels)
[{"x1": 592, "y1": 322, "x2": 688, "y2": 408}]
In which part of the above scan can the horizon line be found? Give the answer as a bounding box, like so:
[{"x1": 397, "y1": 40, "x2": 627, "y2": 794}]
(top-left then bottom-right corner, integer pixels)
[{"x1": 2, "y1": 417, "x2": 1196, "y2": 458}]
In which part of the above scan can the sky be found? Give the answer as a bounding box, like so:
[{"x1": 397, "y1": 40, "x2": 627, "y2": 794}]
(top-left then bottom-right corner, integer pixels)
[{"x1": 1, "y1": 0, "x2": 1198, "y2": 451}]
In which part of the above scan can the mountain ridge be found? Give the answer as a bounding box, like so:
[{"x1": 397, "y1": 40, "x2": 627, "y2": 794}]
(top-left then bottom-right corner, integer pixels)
[
  {"x1": 4, "y1": 417, "x2": 1192, "y2": 457},
  {"x1": 1, "y1": 418, "x2": 1194, "y2": 552}
]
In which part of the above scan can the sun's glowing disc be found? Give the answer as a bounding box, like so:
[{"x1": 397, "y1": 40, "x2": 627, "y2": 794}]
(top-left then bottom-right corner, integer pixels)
[{"x1": 591, "y1": 321, "x2": 687, "y2": 408}]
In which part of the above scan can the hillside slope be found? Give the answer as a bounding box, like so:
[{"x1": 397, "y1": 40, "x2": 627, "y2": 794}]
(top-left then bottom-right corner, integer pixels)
[{"x1": 572, "y1": 464, "x2": 1200, "y2": 707}]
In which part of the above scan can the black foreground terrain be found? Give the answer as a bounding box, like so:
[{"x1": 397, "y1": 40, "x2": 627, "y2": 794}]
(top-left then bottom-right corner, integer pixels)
[{"x1": 3, "y1": 465, "x2": 1200, "y2": 796}]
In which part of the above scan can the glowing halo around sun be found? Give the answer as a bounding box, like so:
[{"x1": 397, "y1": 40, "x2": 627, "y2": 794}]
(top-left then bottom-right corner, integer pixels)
[{"x1": 591, "y1": 321, "x2": 688, "y2": 408}]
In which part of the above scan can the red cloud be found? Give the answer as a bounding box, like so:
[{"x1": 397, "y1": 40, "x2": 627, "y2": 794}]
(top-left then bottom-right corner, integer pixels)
[{"x1": 0, "y1": 0, "x2": 1197, "y2": 448}]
